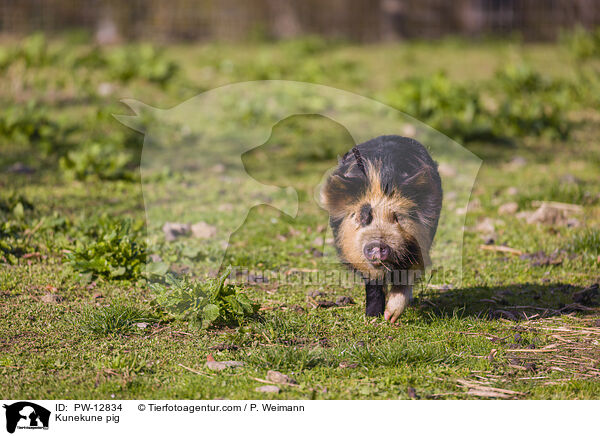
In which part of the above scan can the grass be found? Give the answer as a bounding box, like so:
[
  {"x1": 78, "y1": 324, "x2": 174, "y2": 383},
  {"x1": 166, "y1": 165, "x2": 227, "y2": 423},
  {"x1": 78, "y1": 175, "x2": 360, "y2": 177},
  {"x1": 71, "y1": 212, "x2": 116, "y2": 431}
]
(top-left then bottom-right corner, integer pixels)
[
  {"x1": 0, "y1": 34, "x2": 599, "y2": 400},
  {"x1": 79, "y1": 303, "x2": 159, "y2": 336},
  {"x1": 568, "y1": 228, "x2": 600, "y2": 257}
]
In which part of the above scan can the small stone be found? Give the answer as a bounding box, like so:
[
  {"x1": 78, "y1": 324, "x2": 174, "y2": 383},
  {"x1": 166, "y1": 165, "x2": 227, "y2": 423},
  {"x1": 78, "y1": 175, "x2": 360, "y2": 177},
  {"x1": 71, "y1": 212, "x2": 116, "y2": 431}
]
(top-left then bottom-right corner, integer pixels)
[
  {"x1": 206, "y1": 361, "x2": 228, "y2": 371},
  {"x1": 162, "y1": 222, "x2": 190, "y2": 241},
  {"x1": 498, "y1": 202, "x2": 518, "y2": 215},
  {"x1": 135, "y1": 322, "x2": 148, "y2": 329},
  {"x1": 206, "y1": 360, "x2": 244, "y2": 371},
  {"x1": 41, "y1": 294, "x2": 63, "y2": 303},
  {"x1": 255, "y1": 385, "x2": 280, "y2": 393},
  {"x1": 267, "y1": 370, "x2": 297, "y2": 385},
  {"x1": 191, "y1": 222, "x2": 217, "y2": 239}
]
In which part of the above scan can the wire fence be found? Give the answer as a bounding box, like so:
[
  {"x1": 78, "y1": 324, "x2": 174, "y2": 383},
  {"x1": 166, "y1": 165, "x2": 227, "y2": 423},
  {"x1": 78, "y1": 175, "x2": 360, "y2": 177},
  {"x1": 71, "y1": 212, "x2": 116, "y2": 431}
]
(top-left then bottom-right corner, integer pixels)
[{"x1": 0, "y1": 0, "x2": 599, "y2": 42}]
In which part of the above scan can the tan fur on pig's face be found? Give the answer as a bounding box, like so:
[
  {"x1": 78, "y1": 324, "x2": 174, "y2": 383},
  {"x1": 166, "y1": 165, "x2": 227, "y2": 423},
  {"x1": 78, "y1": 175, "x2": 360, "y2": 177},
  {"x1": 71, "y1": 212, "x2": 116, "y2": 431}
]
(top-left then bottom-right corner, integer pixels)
[{"x1": 333, "y1": 163, "x2": 429, "y2": 280}]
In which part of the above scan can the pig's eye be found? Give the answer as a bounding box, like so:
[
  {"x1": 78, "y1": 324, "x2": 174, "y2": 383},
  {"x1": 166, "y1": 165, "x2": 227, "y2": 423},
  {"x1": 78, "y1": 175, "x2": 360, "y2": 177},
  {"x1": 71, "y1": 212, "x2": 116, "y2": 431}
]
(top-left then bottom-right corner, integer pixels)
[{"x1": 359, "y1": 203, "x2": 373, "y2": 227}]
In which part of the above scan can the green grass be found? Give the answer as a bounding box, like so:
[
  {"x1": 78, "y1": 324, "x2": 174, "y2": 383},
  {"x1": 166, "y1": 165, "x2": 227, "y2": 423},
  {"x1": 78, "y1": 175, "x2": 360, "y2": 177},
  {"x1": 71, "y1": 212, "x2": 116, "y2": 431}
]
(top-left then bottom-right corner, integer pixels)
[
  {"x1": 0, "y1": 34, "x2": 599, "y2": 400},
  {"x1": 79, "y1": 303, "x2": 159, "y2": 336},
  {"x1": 568, "y1": 228, "x2": 600, "y2": 257}
]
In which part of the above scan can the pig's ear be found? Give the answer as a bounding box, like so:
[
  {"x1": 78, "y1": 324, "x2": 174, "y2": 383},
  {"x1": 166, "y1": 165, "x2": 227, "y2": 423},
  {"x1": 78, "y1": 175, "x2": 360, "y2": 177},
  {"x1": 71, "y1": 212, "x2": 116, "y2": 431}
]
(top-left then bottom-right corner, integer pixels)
[
  {"x1": 342, "y1": 161, "x2": 366, "y2": 180},
  {"x1": 113, "y1": 99, "x2": 162, "y2": 133}
]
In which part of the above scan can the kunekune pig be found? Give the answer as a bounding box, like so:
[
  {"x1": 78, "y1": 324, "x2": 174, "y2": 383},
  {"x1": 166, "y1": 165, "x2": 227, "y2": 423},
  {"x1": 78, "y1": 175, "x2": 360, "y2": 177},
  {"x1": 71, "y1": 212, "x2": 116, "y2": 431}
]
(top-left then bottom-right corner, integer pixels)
[{"x1": 321, "y1": 135, "x2": 443, "y2": 322}]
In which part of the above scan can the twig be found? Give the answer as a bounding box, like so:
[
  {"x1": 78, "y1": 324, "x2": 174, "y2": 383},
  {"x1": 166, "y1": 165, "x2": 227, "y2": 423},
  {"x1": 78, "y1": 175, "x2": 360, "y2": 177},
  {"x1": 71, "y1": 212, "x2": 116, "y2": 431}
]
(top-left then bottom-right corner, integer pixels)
[
  {"x1": 479, "y1": 245, "x2": 524, "y2": 255},
  {"x1": 261, "y1": 331, "x2": 272, "y2": 344},
  {"x1": 172, "y1": 330, "x2": 193, "y2": 336},
  {"x1": 504, "y1": 305, "x2": 560, "y2": 312},
  {"x1": 24, "y1": 217, "x2": 45, "y2": 244},
  {"x1": 178, "y1": 363, "x2": 214, "y2": 378},
  {"x1": 250, "y1": 377, "x2": 299, "y2": 388},
  {"x1": 531, "y1": 201, "x2": 583, "y2": 212}
]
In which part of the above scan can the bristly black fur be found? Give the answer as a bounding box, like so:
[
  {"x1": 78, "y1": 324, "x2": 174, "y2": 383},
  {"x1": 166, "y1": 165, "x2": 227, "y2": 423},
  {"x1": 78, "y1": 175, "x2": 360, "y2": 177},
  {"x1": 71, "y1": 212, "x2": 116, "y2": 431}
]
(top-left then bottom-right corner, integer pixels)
[
  {"x1": 351, "y1": 146, "x2": 367, "y2": 177},
  {"x1": 327, "y1": 135, "x2": 443, "y2": 242},
  {"x1": 365, "y1": 281, "x2": 385, "y2": 316}
]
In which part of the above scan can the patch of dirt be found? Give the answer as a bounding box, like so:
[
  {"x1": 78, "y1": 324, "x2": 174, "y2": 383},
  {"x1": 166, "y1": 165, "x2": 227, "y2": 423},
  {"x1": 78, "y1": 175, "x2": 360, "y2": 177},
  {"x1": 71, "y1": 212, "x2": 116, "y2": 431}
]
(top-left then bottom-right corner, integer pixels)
[
  {"x1": 306, "y1": 291, "x2": 355, "y2": 309},
  {"x1": 520, "y1": 250, "x2": 564, "y2": 267},
  {"x1": 518, "y1": 202, "x2": 582, "y2": 227}
]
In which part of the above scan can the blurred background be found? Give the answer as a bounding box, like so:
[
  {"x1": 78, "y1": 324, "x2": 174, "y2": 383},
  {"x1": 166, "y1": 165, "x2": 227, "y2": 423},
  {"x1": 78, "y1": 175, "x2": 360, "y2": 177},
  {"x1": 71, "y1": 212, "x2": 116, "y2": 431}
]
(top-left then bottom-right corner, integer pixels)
[{"x1": 1, "y1": 0, "x2": 599, "y2": 42}]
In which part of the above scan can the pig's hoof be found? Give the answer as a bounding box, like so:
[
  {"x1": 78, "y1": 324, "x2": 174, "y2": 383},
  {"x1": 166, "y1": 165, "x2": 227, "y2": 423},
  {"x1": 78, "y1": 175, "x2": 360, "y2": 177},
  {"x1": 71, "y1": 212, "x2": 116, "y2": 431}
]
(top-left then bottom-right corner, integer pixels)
[{"x1": 384, "y1": 292, "x2": 410, "y2": 323}]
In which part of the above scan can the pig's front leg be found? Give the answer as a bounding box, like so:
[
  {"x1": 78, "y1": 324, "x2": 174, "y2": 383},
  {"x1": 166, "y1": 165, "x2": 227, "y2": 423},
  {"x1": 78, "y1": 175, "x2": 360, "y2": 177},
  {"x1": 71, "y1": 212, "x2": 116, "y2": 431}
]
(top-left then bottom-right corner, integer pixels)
[
  {"x1": 365, "y1": 280, "x2": 385, "y2": 317},
  {"x1": 384, "y1": 285, "x2": 412, "y2": 323}
]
